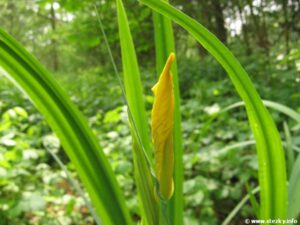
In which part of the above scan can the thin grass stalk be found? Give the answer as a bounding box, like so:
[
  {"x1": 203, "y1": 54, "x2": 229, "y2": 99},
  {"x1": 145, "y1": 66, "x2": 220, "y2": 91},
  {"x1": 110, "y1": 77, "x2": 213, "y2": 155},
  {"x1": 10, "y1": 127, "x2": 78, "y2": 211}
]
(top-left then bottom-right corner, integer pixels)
[
  {"x1": 284, "y1": 122, "x2": 295, "y2": 178},
  {"x1": 222, "y1": 100, "x2": 300, "y2": 123},
  {"x1": 221, "y1": 187, "x2": 260, "y2": 225},
  {"x1": 246, "y1": 183, "x2": 260, "y2": 218},
  {"x1": 46, "y1": 148, "x2": 101, "y2": 225}
]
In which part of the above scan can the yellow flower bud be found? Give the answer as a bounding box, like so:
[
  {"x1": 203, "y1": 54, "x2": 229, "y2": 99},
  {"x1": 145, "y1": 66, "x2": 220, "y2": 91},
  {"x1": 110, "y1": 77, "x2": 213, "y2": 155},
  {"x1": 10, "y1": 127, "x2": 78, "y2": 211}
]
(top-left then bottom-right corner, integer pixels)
[{"x1": 151, "y1": 53, "x2": 175, "y2": 200}]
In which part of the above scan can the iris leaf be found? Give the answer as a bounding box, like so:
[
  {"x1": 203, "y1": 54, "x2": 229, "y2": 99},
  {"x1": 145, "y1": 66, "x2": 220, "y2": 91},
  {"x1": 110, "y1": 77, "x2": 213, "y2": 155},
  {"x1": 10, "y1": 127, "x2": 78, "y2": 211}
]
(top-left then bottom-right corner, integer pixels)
[
  {"x1": 0, "y1": 28, "x2": 132, "y2": 225},
  {"x1": 116, "y1": 1, "x2": 159, "y2": 224}
]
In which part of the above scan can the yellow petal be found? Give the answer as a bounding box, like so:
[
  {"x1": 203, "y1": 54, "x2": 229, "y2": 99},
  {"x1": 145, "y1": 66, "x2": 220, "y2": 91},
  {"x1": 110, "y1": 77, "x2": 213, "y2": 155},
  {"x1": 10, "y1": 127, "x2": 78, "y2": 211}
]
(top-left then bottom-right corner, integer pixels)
[{"x1": 151, "y1": 53, "x2": 175, "y2": 200}]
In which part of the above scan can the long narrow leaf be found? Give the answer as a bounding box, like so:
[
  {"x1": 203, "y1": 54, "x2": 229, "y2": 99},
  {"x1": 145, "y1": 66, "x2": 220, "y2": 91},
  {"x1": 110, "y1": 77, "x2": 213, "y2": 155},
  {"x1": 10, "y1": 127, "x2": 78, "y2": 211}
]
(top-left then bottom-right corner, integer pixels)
[
  {"x1": 139, "y1": 0, "x2": 287, "y2": 219},
  {"x1": 221, "y1": 187, "x2": 260, "y2": 225},
  {"x1": 246, "y1": 183, "x2": 260, "y2": 218},
  {"x1": 222, "y1": 100, "x2": 300, "y2": 123},
  {"x1": 0, "y1": 29, "x2": 132, "y2": 225},
  {"x1": 216, "y1": 140, "x2": 300, "y2": 156},
  {"x1": 46, "y1": 147, "x2": 101, "y2": 225},
  {"x1": 116, "y1": 1, "x2": 159, "y2": 225},
  {"x1": 152, "y1": 1, "x2": 183, "y2": 224},
  {"x1": 116, "y1": 0, "x2": 152, "y2": 159},
  {"x1": 284, "y1": 122, "x2": 295, "y2": 178},
  {"x1": 288, "y1": 154, "x2": 300, "y2": 218}
]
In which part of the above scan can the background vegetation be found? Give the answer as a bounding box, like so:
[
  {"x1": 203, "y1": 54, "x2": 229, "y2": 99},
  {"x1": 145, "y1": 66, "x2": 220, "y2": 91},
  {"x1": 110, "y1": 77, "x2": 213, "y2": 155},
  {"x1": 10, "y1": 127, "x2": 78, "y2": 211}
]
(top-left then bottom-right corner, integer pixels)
[{"x1": 0, "y1": 0, "x2": 299, "y2": 224}]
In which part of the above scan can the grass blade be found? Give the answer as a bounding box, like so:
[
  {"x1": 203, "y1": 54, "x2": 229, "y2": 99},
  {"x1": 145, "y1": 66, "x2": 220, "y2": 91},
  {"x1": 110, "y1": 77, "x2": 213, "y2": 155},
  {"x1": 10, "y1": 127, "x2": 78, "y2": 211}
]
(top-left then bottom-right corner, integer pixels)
[
  {"x1": 222, "y1": 100, "x2": 300, "y2": 123},
  {"x1": 221, "y1": 187, "x2": 260, "y2": 225},
  {"x1": 116, "y1": 1, "x2": 159, "y2": 224},
  {"x1": 288, "y1": 154, "x2": 300, "y2": 218},
  {"x1": 139, "y1": 0, "x2": 287, "y2": 219},
  {"x1": 246, "y1": 183, "x2": 260, "y2": 218},
  {"x1": 283, "y1": 122, "x2": 295, "y2": 178},
  {"x1": 152, "y1": 2, "x2": 183, "y2": 224},
  {"x1": 205, "y1": 140, "x2": 300, "y2": 159},
  {"x1": 0, "y1": 29, "x2": 132, "y2": 225},
  {"x1": 46, "y1": 147, "x2": 101, "y2": 225}
]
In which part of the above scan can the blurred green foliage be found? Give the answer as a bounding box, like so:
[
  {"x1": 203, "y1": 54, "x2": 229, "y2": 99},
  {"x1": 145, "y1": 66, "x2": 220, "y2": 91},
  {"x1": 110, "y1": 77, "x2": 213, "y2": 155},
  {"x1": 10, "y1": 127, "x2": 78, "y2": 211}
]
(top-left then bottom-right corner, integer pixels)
[{"x1": 0, "y1": 0, "x2": 299, "y2": 224}]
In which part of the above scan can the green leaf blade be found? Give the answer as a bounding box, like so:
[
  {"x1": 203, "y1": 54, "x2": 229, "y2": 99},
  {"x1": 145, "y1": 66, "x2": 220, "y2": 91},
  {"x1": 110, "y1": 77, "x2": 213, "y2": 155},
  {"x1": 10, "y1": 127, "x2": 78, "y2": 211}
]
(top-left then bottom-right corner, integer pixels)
[
  {"x1": 288, "y1": 154, "x2": 300, "y2": 218},
  {"x1": 0, "y1": 29, "x2": 132, "y2": 225},
  {"x1": 222, "y1": 100, "x2": 300, "y2": 124},
  {"x1": 152, "y1": 3, "x2": 183, "y2": 224},
  {"x1": 116, "y1": 1, "x2": 159, "y2": 225},
  {"x1": 116, "y1": 0, "x2": 152, "y2": 159}
]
